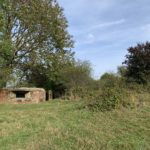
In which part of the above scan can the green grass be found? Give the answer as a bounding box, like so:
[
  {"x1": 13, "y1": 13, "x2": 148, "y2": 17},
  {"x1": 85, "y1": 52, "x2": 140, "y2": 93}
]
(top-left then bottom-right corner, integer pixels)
[{"x1": 0, "y1": 101, "x2": 150, "y2": 150}]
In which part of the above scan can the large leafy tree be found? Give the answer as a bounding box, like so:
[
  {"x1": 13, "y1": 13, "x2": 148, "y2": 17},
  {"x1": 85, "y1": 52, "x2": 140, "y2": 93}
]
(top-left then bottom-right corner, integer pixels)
[
  {"x1": 123, "y1": 42, "x2": 150, "y2": 84},
  {"x1": 53, "y1": 60, "x2": 93, "y2": 98},
  {"x1": 23, "y1": 50, "x2": 74, "y2": 90},
  {"x1": 0, "y1": 0, "x2": 74, "y2": 87},
  {"x1": 58, "y1": 60, "x2": 92, "y2": 89}
]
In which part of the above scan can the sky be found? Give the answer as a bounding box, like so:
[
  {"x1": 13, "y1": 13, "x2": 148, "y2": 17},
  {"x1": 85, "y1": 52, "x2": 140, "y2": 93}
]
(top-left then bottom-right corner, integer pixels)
[{"x1": 58, "y1": 0, "x2": 150, "y2": 79}]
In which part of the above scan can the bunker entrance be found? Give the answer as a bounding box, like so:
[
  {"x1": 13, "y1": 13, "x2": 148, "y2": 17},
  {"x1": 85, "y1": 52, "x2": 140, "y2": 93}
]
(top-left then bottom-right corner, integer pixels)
[
  {"x1": 13, "y1": 91, "x2": 29, "y2": 98},
  {"x1": 46, "y1": 90, "x2": 53, "y2": 101}
]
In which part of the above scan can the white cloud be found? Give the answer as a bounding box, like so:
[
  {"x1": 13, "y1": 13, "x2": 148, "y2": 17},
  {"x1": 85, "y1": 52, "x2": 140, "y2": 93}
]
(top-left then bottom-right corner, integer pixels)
[
  {"x1": 90, "y1": 19, "x2": 126, "y2": 30},
  {"x1": 74, "y1": 19, "x2": 126, "y2": 36},
  {"x1": 75, "y1": 18, "x2": 126, "y2": 46}
]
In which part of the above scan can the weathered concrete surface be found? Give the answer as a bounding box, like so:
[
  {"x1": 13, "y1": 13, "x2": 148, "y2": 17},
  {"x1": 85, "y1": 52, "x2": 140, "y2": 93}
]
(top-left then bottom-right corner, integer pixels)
[
  {"x1": 0, "y1": 88, "x2": 46, "y2": 103},
  {"x1": 0, "y1": 89, "x2": 9, "y2": 102}
]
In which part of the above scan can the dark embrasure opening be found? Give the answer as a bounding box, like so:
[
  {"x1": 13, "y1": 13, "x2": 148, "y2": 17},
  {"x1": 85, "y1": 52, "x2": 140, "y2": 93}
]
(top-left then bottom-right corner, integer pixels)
[{"x1": 13, "y1": 91, "x2": 29, "y2": 98}]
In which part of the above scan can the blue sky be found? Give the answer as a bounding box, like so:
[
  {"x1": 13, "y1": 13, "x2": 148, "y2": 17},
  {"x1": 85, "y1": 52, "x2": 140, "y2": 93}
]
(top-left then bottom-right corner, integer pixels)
[{"x1": 58, "y1": 0, "x2": 150, "y2": 79}]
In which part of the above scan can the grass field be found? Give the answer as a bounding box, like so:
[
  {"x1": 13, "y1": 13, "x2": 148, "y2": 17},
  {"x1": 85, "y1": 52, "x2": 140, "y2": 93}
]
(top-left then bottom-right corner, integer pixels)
[{"x1": 0, "y1": 101, "x2": 150, "y2": 150}]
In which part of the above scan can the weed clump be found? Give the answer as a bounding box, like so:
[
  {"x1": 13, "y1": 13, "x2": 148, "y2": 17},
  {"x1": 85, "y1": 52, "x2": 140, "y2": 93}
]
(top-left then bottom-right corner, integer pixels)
[{"x1": 87, "y1": 87, "x2": 133, "y2": 111}]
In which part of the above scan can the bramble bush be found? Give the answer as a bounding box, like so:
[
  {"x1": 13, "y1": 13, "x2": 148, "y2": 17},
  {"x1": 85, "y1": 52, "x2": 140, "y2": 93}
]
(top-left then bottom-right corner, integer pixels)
[{"x1": 87, "y1": 86, "x2": 134, "y2": 111}]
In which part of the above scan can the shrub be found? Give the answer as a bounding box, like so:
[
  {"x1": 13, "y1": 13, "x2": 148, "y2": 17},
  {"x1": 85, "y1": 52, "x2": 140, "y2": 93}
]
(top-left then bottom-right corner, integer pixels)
[
  {"x1": 63, "y1": 86, "x2": 100, "y2": 101},
  {"x1": 87, "y1": 87, "x2": 135, "y2": 111}
]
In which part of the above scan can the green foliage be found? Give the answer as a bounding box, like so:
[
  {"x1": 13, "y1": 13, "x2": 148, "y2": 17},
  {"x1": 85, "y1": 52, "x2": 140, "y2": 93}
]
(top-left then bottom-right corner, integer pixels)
[
  {"x1": 59, "y1": 60, "x2": 92, "y2": 88},
  {"x1": 0, "y1": 67, "x2": 11, "y2": 87},
  {"x1": 63, "y1": 87, "x2": 97, "y2": 101},
  {"x1": 87, "y1": 86, "x2": 132, "y2": 111},
  {"x1": 0, "y1": 38, "x2": 14, "y2": 87},
  {"x1": 86, "y1": 72, "x2": 147, "y2": 111},
  {"x1": 99, "y1": 88, "x2": 122, "y2": 111},
  {"x1": 123, "y1": 42, "x2": 150, "y2": 84},
  {"x1": 52, "y1": 60, "x2": 93, "y2": 99},
  {"x1": 117, "y1": 66, "x2": 127, "y2": 77},
  {"x1": 99, "y1": 73, "x2": 123, "y2": 89},
  {"x1": 0, "y1": 0, "x2": 74, "y2": 87}
]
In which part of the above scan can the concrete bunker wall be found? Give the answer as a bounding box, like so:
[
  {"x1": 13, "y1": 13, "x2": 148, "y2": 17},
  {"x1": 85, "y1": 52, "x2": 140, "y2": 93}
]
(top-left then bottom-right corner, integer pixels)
[
  {"x1": 0, "y1": 88, "x2": 46, "y2": 103},
  {"x1": 0, "y1": 89, "x2": 9, "y2": 102}
]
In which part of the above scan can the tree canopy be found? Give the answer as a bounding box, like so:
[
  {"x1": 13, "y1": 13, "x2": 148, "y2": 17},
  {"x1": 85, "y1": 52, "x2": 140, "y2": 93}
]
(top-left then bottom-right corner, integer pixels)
[
  {"x1": 0, "y1": 0, "x2": 74, "y2": 87},
  {"x1": 123, "y1": 42, "x2": 150, "y2": 84}
]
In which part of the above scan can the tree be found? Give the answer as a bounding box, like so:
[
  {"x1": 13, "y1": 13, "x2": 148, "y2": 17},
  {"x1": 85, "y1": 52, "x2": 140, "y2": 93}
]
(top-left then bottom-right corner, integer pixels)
[
  {"x1": 0, "y1": 0, "x2": 74, "y2": 87},
  {"x1": 117, "y1": 66, "x2": 127, "y2": 78},
  {"x1": 53, "y1": 60, "x2": 93, "y2": 98},
  {"x1": 0, "y1": 3, "x2": 13, "y2": 87},
  {"x1": 22, "y1": 50, "x2": 74, "y2": 90},
  {"x1": 99, "y1": 73, "x2": 121, "y2": 88},
  {"x1": 123, "y1": 42, "x2": 150, "y2": 84},
  {"x1": 60, "y1": 60, "x2": 92, "y2": 88}
]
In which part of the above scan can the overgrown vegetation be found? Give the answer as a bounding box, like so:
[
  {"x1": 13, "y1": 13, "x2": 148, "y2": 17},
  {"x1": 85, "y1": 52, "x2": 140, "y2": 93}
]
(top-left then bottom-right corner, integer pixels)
[
  {"x1": 85, "y1": 72, "x2": 150, "y2": 111},
  {"x1": 83, "y1": 42, "x2": 150, "y2": 111}
]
